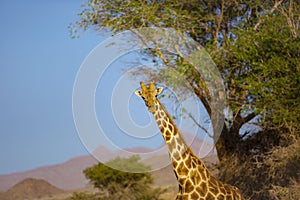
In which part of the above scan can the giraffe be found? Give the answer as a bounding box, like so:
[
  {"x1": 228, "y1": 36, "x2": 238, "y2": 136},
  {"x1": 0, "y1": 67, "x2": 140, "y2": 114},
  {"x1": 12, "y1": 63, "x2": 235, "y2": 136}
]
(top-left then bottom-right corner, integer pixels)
[{"x1": 135, "y1": 81, "x2": 244, "y2": 200}]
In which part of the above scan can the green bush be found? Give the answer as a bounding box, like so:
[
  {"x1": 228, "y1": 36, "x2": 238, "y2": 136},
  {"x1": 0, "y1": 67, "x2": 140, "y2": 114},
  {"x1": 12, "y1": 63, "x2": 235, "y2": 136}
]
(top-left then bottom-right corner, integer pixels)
[
  {"x1": 66, "y1": 192, "x2": 102, "y2": 200},
  {"x1": 72, "y1": 156, "x2": 166, "y2": 200}
]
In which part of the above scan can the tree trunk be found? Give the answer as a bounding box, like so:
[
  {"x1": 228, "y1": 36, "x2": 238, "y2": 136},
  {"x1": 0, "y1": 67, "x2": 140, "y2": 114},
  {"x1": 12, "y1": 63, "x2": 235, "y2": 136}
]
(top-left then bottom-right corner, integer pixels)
[{"x1": 215, "y1": 124, "x2": 241, "y2": 163}]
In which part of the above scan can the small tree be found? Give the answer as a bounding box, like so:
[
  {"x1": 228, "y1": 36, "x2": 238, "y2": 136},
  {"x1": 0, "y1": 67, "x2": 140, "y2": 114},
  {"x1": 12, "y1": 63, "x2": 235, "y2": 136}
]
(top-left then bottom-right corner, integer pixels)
[{"x1": 83, "y1": 155, "x2": 164, "y2": 200}]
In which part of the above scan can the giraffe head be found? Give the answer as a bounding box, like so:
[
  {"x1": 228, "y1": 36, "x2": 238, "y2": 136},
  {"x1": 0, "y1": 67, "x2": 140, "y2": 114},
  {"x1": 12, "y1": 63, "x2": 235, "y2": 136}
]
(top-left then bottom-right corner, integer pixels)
[{"x1": 135, "y1": 81, "x2": 163, "y2": 113}]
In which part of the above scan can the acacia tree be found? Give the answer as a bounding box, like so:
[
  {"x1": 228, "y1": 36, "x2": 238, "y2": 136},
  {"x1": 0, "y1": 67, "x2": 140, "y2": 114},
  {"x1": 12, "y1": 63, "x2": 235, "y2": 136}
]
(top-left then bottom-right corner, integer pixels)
[
  {"x1": 83, "y1": 156, "x2": 164, "y2": 200},
  {"x1": 71, "y1": 0, "x2": 300, "y2": 199}
]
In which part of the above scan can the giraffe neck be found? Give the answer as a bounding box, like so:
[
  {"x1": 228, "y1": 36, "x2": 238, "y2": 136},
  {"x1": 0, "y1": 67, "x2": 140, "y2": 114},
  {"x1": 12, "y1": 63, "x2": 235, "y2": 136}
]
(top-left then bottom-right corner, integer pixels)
[
  {"x1": 152, "y1": 100, "x2": 209, "y2": 180},
  {"x1": 152, "y1": 99, "x2": 183, "y2": 145},
  {"x1": 151, "y1": 99, "x2": 243, "y2": 199}
]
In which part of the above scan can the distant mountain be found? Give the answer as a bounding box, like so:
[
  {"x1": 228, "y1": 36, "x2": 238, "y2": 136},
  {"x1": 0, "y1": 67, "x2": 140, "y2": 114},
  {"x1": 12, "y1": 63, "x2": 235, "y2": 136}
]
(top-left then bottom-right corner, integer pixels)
[
  {"x1": 0, "y1": 178, "x2": 64, "y2": 200},
  {"x1": 0, "y1": 133, "x2": 216, "y2": 192},
  {"x1": 0, "y1": 155, "x2": 97, "y2": 192},
  {"x1": 92, "y1": 132, "x2": 215, "y2": 162}
]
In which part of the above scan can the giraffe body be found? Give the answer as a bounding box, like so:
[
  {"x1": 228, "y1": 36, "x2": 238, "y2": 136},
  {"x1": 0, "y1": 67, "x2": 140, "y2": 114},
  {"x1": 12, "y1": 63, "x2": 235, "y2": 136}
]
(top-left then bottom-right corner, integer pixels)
[{"x1": 135, "y1": 82, "x2": 244, "y2": 200}]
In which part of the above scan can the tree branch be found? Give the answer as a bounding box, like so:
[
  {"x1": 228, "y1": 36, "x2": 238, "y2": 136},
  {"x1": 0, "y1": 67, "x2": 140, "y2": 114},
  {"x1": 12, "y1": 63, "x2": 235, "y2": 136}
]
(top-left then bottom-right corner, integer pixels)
[
  {"x1": 278, "y1": 0, "x2": 298, "y2": 38},
  {"x1": 214, "y1": 0, "x2": 224, "y2": 45},
  {"x1": 241, "y1": 130, "x2": 252, "y2": 139},
  {"x1": 243, "y1": 112, "x2": 257, "y2": 124},
  {"x1": 188, "y1": 113, "x2": 213, "y2": 138},
  {"x1": 254, "y1": 0, "x2": 284, "y2": 31}
]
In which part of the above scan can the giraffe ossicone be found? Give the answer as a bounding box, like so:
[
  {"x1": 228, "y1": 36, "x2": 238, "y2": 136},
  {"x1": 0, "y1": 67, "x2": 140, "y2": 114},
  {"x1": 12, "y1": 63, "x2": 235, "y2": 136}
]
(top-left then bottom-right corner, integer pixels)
[{"x1": 135, "y1": 81, "x2": 244, "y2": 200}]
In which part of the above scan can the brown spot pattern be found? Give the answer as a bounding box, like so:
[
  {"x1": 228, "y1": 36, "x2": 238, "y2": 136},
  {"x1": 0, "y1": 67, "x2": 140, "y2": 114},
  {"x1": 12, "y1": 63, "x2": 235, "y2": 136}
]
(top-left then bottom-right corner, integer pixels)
[
  {"x1": 199, "y1": 182, "x2": 208, "y2": 196},
  {"x1": 184, "y1": 179, "x2": 194, "y2": 193},
  {"x1": 190, "y1": 191, "x2": 199, "y2": 199},
  {"x1": 138, "y1": 94, "x2": 244, "y2": 199}
]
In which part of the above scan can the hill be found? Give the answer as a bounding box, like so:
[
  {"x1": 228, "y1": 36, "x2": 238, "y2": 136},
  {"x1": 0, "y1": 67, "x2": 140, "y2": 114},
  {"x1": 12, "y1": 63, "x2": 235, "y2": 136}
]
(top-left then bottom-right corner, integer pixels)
[
  {"x1": 0, "y1": 155, "x2": 97, "y2": 191},
  {"x1": 0, "y1": 134, "x2": 216, "y2": 192},
  {"x1": 0, "y1": 178, "x2": 64, "y2": 200}
]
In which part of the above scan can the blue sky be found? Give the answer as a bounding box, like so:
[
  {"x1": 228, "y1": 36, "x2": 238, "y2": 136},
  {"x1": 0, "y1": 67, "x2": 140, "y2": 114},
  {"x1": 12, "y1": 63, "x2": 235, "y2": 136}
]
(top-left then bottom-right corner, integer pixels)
[
  {"x1": 0, "y1": 0, "x2": 104, "y2": 174},
  {"x1": 0, "y1": 0, "x2": 212, "y2": 174}
]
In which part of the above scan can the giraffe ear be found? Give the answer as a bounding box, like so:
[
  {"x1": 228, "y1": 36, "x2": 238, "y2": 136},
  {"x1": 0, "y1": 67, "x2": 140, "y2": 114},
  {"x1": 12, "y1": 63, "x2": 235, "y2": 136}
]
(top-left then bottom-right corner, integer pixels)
[
  {"x1": 156, "y1": 87, "x2": 163, "y2": 95},
  {"x1": 135, "y1": 90, "x2": 142, "y2": 97}
]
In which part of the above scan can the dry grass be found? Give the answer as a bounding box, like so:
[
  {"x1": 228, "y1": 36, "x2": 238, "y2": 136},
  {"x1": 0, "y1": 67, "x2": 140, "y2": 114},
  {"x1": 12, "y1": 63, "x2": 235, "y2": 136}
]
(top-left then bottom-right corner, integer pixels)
[{"x1": 220, "y1": 134, "x2": 300, "y2": 200}]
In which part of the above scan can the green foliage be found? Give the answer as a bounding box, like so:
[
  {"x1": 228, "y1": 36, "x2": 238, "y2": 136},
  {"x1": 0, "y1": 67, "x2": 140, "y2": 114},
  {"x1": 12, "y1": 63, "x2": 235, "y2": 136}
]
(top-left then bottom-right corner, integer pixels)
[
  {"x1": 84, "y1": 155, "x2": 152, "y2": 189},
  {"x1": 66, "y1": 192, "x2": 102, "y2": 200},
  {"x1": 83, "y1": 156, "x2": 165, "y2": 200},
  {"x1": 215, "y1": 13, "x2": 300, "y2": 131}
]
